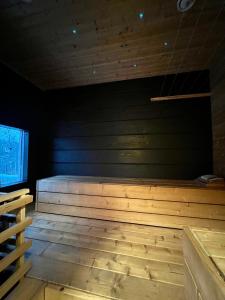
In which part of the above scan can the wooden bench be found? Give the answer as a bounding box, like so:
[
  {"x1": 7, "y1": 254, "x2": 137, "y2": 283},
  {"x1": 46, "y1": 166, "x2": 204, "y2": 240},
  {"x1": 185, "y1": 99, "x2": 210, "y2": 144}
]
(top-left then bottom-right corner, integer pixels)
[
  {"x1": 36, "y1": 176, "x2": 225, "y2": 229},
  {"x1": 0, "y1": 189, "x2": 33, "y2": 299},
  {"x1": 183, "y1": 227, "x2": 225, "y2": 300}
]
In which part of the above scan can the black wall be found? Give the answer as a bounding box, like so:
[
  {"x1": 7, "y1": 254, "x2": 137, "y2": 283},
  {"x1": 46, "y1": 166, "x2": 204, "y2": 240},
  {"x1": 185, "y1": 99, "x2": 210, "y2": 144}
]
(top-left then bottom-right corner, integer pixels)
[
  {"x1": 47, "y1": 70, "x2": 212, "y2": 179},
  {"x1": 0, "y1": 63, "x2": 51, "y2": 193}
]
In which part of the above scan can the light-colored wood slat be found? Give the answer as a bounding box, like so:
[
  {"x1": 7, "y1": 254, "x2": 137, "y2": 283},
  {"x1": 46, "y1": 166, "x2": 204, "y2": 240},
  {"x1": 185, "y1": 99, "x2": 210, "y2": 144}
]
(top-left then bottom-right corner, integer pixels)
[
  {"x1": 0, "y1": 189, "x2": 30, "y2": 203},
  {"x1": 5, "y1": 278, "x2": 46, "y2": 300},
  {"x1": 0, "y1": 260, "x2": 32, "y2": 299},
  {"x1": 31, "y1": 212, "x2": 182, "y2": 238},
  {"x1": 0, "y1": 217, "x2": 32, "y2": 244},
  {"x1": 37, "y1": 203, "x2": 225, "y2": 229},
  {"x1": 16, "y1": 206, "x2": 26, "y2": 270},
  {"x1": 25, "y1": 226, "x2": 183, "y2": 264},
  {"x1": 31, "y1": 218, "x2": 182, "y2": 249},
  {"x1": 41, "y1": 242, "x2": 184, "y2": 286},
  {"x1": 28, "y1": 254, "x2": 185, "y2": 300},
  {"x1": 150, "y1": 93, "x2": 211, "y2": 102},
  {"x1": 191, "y1": 233, "x2": 225, "y2": 258},
  {"x1": 37, "y1": 179, "x2": 225, "y2": 205},
  {"x1": 0, "y1": 195, "x2": 33, "y2": 214},
  {"x1": 183, "y1": 228, "x2": 225, "y2": 300},
  {"x1": 0, "y1": 240, "x2": 32, "y2": 273},
  {"x1": 212, "y1": 257, "x2": 225, "y2": 278},
  {"x1": 184, "y1": 260, "x2": 199, "y2": 300},
  {"x1": 38, "y1": 192, "x2": 225, "y2": 220},
  {"x1": 45, "y1": 283, "x2": 119, "y2": 299}
]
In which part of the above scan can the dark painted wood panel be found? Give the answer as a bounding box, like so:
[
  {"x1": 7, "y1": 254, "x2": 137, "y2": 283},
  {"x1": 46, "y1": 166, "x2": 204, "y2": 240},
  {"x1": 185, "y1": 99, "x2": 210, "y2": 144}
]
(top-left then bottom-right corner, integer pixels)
[
  {"x1": 55, "y1": 116, "x2": 210, "y2": 137},
  {"x1": 61, "y1": 99, "x2": 210, "y2": 122},
  {"x1": 53, "y1": 134, "x2": 209, "y2": 150},
  {"x1": 210, "y1": 46, "x2": 225, "y2": 178},
  {"x1": 53, "y1": 149, "x2": 210, "y2": 165},
  {"x1": 48, "y1": 71, "x2": 212, "y2": 179},
  {"x1": 51, "y1": 163, "x2": 210, "y2": 179}
]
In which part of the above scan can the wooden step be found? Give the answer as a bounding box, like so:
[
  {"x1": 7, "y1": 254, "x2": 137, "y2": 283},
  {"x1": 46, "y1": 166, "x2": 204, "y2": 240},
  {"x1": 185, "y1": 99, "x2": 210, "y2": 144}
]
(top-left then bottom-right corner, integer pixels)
[{"x1": 28, "y1": 254, "x2": 185, "y2": 300}]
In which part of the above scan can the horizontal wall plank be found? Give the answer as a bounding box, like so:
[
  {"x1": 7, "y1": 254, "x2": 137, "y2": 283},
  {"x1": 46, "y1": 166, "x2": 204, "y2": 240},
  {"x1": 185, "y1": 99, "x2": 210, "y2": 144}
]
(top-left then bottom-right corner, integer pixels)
[
  {"x1": 37, "y1": 192, "x2": 225, "y2": 220},
  {"x1": 50, "y1": 162, "x2": 210, "y2": 179},
  {"x1": 55, "y1": 117, "x2": 209, "y2": 137},
  {"x1": 53, "y1": 134, "x2": 210, "y2": 150},
  {"x1": 61, "y1": 101, "x2": 210, "y2": 122},
  {"x1": 52, "y1": 149, "x2": 210, "y2": 164}
]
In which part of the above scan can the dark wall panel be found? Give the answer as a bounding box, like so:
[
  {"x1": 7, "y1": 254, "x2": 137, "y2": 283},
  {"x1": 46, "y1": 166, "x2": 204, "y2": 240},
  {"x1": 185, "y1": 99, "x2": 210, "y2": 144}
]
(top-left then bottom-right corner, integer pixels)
[
  {"x1": 48, "y1": 70, "x2": 212, "y2": 179},
  {"x1": 0, "y1": 63, "x2": 51, "y2": 193},
  {"x1": 210, "y1": 45, "x2": 225, "y2": 178}
]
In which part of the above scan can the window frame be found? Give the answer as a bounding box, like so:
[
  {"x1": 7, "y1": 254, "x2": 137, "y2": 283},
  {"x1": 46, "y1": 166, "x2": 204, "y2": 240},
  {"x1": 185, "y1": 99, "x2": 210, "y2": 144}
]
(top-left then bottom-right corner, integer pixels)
[{"x1": 0, "y1": 124, "x2": 29, "y2": 188}]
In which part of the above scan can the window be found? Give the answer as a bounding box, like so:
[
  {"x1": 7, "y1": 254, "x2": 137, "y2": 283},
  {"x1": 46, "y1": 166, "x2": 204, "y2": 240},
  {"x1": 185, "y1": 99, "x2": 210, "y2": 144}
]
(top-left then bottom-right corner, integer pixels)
[{"x1": 0, "y1": 124, "x2": 29, "y2": 188}]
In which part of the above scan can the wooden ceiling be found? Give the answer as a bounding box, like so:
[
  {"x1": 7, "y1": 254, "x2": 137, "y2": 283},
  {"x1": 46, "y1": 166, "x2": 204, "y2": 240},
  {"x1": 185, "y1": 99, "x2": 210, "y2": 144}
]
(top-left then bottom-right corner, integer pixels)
[{"x1": 0, "y1": 0, "x2": 224, "y2": 90}]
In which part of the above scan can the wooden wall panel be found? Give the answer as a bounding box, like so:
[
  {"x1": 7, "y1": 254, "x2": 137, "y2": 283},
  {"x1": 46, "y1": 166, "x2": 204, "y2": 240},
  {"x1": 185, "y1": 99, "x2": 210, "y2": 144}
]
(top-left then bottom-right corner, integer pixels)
[
  {"x1": 48, "y1": 71, "x2": 212, "y2": 179},
  {"x1": 210, "y1": 49, "x2": 225, "y2": 178}
]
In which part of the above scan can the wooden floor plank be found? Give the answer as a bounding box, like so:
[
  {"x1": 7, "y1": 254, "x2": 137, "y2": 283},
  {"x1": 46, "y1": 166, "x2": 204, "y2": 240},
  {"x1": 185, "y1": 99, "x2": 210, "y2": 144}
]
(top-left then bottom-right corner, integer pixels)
[
  {"x1": 5, "y1": 278, "x2": 46, "y2": 300},
  {"x1": 25, "y1": 226, "x2": 183, "y2": 264},
  {"x1": 40, "y1": 242, "x2": 184, "y2": 286},
  {"x1": 20, "y1": 212, "x2": 185, "y2": 300},
  {"x1": 45, "y1": 283, "x2": 113, "y2": 299},
  {"x1": 30, "y1": 212, "x2": 182, "y2": 239},
  {"x1": 28, "y1": 255, "x2": 185, "y2": 300},
  {"x1": 31, "y1": 218, "x2": 182, "y2": 250}
]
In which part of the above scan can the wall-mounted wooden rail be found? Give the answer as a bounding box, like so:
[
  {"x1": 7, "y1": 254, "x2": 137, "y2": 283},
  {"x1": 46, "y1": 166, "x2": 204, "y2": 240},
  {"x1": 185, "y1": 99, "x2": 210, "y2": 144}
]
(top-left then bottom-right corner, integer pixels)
[
  {"x1": 150, "y1": 92, "x2": 211, "y2": 102},
  {"x1": 0, "y1": 189, "x2": 33, "y2": 299}
]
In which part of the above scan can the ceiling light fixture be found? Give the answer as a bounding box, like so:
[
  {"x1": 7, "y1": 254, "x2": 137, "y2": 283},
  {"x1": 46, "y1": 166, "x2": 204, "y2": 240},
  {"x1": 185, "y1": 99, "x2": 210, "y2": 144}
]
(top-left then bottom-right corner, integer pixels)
[
  {"x1": 72, "y1": 29, "x2": 77, "y2": 34},
  {"x1": 138, "y1": 11, "x2": 144, "y2": 20},
  {"x1": 164, "y1": 41, "x2": 168, "y2": 47},
  {"x1": 133, "y1": 64, "x2": 137, "y2": 68},
  {"x1": 177, "y1": 0, "x2": 196, "y2": 12}
]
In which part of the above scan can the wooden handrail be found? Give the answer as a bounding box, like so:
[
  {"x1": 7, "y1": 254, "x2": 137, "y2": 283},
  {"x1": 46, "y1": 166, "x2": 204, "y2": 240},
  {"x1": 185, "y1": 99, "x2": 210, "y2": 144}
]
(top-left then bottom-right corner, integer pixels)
[
  {"x1": 0, "y1": 218, "x2": 32, "y2": 244},
  {"x1": 0, "y1": 189, "x2": 30, "y2": 203},
  {"x1": 0, "y1": 195, "x2": 33, "y2": 214},
  {"x1": 0, "y1": 189, "x2": 33, "y2": 299},
  {"x1": 0, "y1": 261, "x2": 32, "y2": 299},
  {"x1": 0, "y1": 241, "x2": 32, "y2": 273}
]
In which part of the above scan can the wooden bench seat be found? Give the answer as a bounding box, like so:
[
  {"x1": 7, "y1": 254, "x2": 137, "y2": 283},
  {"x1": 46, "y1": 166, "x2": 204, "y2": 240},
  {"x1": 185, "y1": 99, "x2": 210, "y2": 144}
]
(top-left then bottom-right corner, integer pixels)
[{"x1": 36, "y1": 176, "x2": 225, "y2": 229}]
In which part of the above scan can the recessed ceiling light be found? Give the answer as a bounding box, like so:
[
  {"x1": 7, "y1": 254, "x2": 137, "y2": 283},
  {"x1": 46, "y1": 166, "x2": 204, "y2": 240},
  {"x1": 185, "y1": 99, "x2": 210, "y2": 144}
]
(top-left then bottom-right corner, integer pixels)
[
  {"x1": 138, "y1": 11, "x2": 144, "y2": 20},
  {"x1": 72, "y1": 29, "x2": 77, "y2": 34},
  {"x1": 177, "y1": 0, "x2": 196, "y2": 12}
]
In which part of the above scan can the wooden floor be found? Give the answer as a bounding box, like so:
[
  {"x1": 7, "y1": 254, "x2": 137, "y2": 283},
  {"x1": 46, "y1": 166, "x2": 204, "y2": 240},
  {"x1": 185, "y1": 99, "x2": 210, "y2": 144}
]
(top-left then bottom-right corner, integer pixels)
[{"x1": 19, "y1": 211, "x2": 185, "y2": 299}]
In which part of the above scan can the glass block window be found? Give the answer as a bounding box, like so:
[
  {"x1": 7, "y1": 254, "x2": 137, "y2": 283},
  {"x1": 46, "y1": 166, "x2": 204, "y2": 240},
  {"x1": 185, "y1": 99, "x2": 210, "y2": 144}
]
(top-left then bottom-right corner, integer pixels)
[{"x1": 0, "y1": 124, "x2": 29, "y2": 188}]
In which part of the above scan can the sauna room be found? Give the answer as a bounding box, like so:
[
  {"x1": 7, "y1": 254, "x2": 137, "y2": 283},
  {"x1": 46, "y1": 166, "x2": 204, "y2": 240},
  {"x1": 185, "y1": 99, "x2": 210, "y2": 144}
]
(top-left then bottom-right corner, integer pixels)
[{"x1": 0, "y1": 0, "x2": 225, "y2": 299}]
